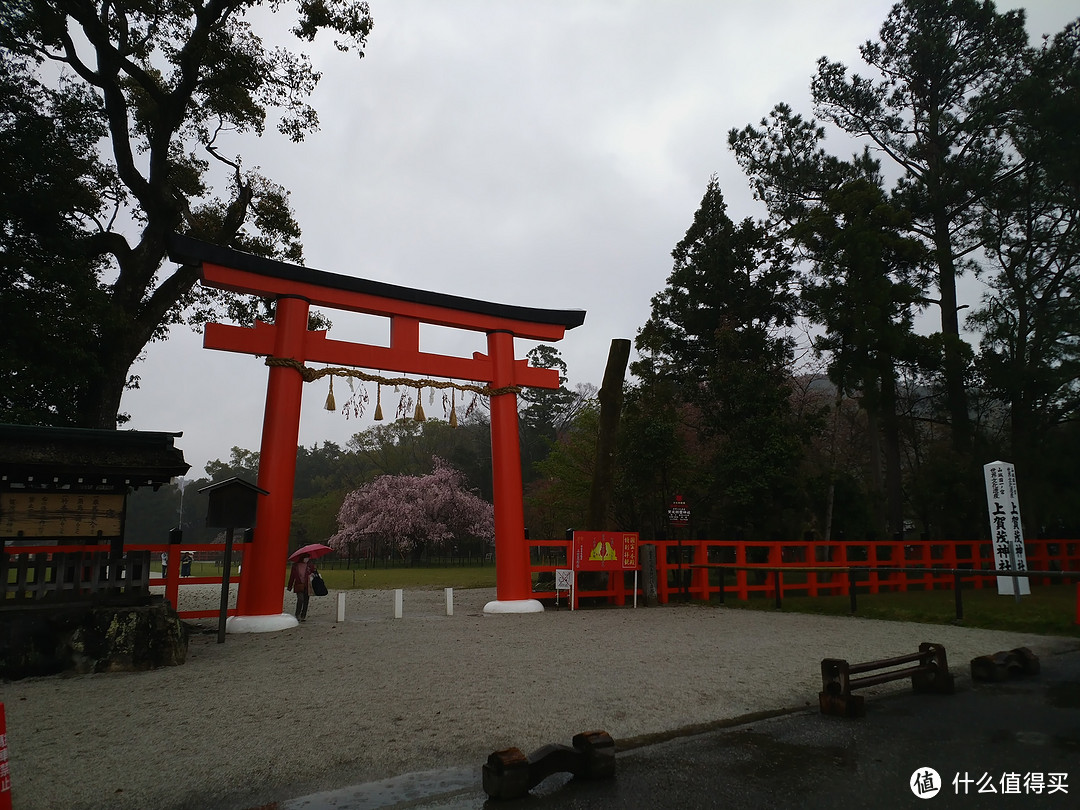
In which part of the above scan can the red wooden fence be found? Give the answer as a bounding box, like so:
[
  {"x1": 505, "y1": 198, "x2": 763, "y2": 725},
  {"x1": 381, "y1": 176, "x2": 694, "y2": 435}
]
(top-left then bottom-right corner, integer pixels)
[
  {"x1": 8, "y1": 536, "x2": 1079, "y2": 621},
  {"x1": 529, "y1": 537, "x2": 1080, "y2": 610}
]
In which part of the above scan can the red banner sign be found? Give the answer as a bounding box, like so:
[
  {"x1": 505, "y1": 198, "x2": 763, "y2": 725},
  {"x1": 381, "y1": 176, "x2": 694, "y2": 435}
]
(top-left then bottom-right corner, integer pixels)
[
  {"x1": 1, "y1": 702, "x2": 11, "y2": 810},
  {"x1": 572, "y1": 532, "x2": 639, "y2": 571}
]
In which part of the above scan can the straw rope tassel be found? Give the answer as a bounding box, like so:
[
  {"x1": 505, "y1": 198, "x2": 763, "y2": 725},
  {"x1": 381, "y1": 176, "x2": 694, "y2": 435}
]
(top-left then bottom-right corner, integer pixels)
[
  {"x1": 324, "y1": 374, "x2": 336, "y2": 411},
  {"x1": 374, "y1": 382, "x2": 384, "y2": 421},
  {"x1": 450, "y1": 388, "x2": 458, "y2": 428},
  {"x1": 414, "y1": 388, "x2": 426, "y2": 422}
]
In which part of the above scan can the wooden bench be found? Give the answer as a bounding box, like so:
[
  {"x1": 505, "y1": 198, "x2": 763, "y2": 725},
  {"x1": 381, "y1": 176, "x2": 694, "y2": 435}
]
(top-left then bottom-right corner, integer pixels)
[{"x1": 819, "y1": 642, "x2": 955, "y2": 717}]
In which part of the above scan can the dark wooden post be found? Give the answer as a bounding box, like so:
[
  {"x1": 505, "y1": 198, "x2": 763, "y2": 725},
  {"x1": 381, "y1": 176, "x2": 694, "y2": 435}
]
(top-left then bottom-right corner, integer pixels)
[
  {"x1": 197, "y1": 478, "x2": 268, "y2": 642},
  {"x1": 640, "y1": 544, "x2": 659, "y2": 607},
  {"x1": 165, "y1": 527, "x2": 182, "y2": 609},
  {"x1": 218, "y1": 528, "x2": 236, "y2": 644},
  {"x1": 954, "y1": 571, "x2": 964, "y2": 622},
  {"x1": 587, "y1": 339, "x2": 630, "y2": 531}
]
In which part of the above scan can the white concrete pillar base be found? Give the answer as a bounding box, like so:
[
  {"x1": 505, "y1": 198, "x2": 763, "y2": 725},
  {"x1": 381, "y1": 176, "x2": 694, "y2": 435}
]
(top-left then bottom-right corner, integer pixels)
[
  {"x1": 225, "y1": 613, "x2": 299, "y2": 633},
  {"x1": 483, "y1": 599, "x2": 544, "y2": 615}
]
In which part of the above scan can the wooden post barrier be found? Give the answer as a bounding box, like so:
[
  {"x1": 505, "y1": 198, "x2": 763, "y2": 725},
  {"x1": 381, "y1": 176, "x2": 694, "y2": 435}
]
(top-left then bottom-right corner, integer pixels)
[
  {"x1": 483, "y1": 730, "x2": 615, "y2": 800},
  {"x1": 819, "y1": 642, "x2": 955, "y2": 717}
]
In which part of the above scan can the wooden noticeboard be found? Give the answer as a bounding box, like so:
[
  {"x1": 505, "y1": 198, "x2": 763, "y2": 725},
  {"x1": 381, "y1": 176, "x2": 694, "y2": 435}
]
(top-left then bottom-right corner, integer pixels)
[{"x1": 0, "y1": 492, "x2": 124, "y2": 538}]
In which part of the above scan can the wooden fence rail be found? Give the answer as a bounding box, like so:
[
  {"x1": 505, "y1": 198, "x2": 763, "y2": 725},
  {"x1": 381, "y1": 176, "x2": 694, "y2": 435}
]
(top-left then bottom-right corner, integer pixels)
[
  {"x1": 528, "y1": 537, "x2": 1080, "y2": 612},
  {"x1": 2, "y1": 550, "x2": 151, "y2": 604},
  {"x1": 4, "y1": 542, "x2": 243, "y2": 619}
]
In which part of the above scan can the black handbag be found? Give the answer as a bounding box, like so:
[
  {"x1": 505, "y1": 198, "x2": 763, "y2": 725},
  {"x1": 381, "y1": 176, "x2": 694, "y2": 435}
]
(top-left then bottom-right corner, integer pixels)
[{"x1": 311, "y1": 571, "x2": 328, "y2": 596}]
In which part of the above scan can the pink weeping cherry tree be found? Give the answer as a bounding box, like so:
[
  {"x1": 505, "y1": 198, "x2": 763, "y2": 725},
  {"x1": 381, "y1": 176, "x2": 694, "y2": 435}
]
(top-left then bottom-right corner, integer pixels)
[{"x1": 329, "y1": 457, "x2": 494, "y2": 562}]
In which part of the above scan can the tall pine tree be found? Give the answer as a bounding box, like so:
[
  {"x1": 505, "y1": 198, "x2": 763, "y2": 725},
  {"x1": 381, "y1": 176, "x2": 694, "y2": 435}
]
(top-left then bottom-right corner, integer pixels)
[{"x1": 634, "y1": 178, "x2": 810, "y2": 537}]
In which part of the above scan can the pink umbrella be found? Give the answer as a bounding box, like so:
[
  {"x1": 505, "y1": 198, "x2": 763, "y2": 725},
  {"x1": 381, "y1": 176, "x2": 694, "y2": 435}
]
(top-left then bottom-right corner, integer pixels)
[{"x1": 288, "y1": 543, "x2": 334, "y2": 562}]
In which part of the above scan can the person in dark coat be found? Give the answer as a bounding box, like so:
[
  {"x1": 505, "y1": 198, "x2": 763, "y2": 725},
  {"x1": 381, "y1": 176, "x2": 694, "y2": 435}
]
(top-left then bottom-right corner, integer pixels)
[{"x1": 286, "y1": 554, "x2": 316, "y2": 622}]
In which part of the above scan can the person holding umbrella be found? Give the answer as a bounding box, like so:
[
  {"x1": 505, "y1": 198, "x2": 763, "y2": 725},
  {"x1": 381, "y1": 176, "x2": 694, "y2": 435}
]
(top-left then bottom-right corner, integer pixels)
[{"x1": 287, "y1": 544, "x2": 332, "y2": 622}]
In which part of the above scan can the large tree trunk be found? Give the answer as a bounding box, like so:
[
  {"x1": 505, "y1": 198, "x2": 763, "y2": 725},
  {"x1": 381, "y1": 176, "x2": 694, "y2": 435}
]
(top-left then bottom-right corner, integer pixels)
[
  {"x1": 587, "y1": 339, "x2": 631, "y2": 531},
  {"x1": 865, "y1": 406, "x2": 885, "y2": 538},
  {"x1": 932, "y1": 213, "x2": 972, "y2": 453},
  {"x1": 879, "y1": 359, "x2": 904, "y2": 539},
  {"x1": 76, "y1": 233, "x2": 201, "y2": 429},
  {"x1": 79, "y1": 365, "x2": 128, "y2": 428},
  {"x1": 78, "y1": 331, "x2": 141, "y2": 428}
]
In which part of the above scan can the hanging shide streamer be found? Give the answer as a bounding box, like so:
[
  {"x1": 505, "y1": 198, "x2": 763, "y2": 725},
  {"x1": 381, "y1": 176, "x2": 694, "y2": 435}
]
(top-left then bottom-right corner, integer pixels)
[
  {"x1": 324, "y1": 374, "x2": 336, "y2": 411},
  {"x1": 264, "y1": 357, "x2": 521, "y2": 424},
  {"x1": 397, "y1": 389, "x2": 412, "y2": 421}
]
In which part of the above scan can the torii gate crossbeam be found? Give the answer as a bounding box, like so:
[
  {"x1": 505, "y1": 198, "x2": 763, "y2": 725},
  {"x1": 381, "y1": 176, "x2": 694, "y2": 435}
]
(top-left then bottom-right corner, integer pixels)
[{"x1": 168, "y1": 235, "x2": 585, "y2": 629}]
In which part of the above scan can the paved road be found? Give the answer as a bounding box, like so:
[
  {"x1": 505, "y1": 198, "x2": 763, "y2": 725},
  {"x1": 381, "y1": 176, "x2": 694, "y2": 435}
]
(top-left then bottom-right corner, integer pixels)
[{"x1": 263, "y1": 647, "x2": 1080, "y2": 809}]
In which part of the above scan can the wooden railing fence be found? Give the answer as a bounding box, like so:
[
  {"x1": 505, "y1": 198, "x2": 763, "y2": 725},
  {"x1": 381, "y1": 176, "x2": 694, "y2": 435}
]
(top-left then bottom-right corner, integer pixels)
[
  {"x1": 529, "y1": 537, "x2": 1080, "y2": 615},
  {"x1": 8, "y1": 536, "x2": 1079, "y2": 622},
  {"x1": 3, "y1": 542, "x2": 246, "y2": 619},
  {"x1": 2, "y1": 548, "x2": 151, "y2": 605}
]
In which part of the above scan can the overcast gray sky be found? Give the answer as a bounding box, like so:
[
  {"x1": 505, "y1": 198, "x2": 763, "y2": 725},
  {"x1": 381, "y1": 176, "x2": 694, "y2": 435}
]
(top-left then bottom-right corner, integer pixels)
[{"x1": 120, "y1": 0, "x2": 1077, "y2": 477}]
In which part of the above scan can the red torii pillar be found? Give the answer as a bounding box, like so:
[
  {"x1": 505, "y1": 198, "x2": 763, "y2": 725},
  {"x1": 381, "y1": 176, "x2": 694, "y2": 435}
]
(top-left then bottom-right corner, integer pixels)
[{"x1": 168, "y1": 235, "x2": 585, "y2": 630}]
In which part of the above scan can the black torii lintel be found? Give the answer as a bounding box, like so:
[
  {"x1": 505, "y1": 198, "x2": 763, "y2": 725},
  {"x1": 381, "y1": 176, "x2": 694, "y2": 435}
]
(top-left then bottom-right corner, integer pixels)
[{"x1": 168, "y1": 233, "x2": 586, "y2": 330}]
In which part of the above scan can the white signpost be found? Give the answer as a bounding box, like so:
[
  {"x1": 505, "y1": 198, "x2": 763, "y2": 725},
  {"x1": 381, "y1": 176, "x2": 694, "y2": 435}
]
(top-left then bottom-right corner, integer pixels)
[
  {"x1": 555, "y1": 568, "x2": 575, "y2": 610},
  {"x1": 983, "y1": 460, "x2": 1030, "y2": 597}
]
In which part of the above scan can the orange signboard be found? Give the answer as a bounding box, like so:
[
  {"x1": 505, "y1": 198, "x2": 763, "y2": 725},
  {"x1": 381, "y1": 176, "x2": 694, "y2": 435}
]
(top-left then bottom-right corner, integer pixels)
[{"x1": 572, "y1": 532, "x2": 639, "y2": 571}]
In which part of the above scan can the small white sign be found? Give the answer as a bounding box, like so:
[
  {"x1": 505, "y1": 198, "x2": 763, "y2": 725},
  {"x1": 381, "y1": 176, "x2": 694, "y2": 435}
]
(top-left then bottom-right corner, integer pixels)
[
  {"x1": 983, "y1": 460, "x2": 1031, "y2": 596},
  {"x1": 555, "y1": 568, "x2": 574, "y2": 591}
]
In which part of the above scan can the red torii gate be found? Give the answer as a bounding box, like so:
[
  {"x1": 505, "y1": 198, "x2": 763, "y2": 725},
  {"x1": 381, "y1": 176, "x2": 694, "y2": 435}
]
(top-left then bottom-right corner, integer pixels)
[{"x1": 168, "y1": 235, "x2": 585, "y2": 630}]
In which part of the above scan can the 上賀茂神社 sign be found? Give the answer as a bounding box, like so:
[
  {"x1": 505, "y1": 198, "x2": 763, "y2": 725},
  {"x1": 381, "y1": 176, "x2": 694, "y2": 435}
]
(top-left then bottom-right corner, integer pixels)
[{"x1": 983, "y1": 461, "x2": 1030, "y2": 597}]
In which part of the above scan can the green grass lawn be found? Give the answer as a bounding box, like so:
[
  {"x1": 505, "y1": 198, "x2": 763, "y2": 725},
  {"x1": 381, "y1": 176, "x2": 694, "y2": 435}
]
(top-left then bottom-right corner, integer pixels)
[
  {"x1": 154, "y1": 562, "x2": 496, "y2": 590},
  {"x1": 157, "y1": 561, "x2": 238, "y2": 578},
  {"x1": 316, "y1": 565, "x2": 497, "y2": 591},
  {"x1": 725, "y1": 584, "x2": 1080, "y2": 637}
]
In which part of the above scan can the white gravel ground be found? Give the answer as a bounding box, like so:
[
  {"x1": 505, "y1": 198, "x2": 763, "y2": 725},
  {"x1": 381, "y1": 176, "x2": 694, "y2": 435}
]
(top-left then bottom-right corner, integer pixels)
[{"x1": 2, "y1": 585, "x2": 1077, "y2": 810}]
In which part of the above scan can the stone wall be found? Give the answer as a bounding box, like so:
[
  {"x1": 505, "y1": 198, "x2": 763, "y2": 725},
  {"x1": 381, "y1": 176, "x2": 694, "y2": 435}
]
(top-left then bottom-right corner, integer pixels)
[{"x1": 0, "y1": 598, "x2": 188, "y2": 680}]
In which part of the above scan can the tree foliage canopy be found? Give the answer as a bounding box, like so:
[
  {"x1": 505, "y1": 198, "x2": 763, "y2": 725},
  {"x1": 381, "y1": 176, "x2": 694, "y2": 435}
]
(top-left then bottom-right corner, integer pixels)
[
  {"x1": 22, "y1": 0, "x2": 1080, "y2": 546},
  {"x1": 0, "y1": 0, "x2": 373, "y2": 427},
  {"x1": 808, "y1": 0, "x2": 1033, "y2": 449},
  {"x1": 720, "y1": 0, "x2": 1080, "y2": 538},
  {"x1": 632, "y1": 178, "x2": 817, "y2": 535}
]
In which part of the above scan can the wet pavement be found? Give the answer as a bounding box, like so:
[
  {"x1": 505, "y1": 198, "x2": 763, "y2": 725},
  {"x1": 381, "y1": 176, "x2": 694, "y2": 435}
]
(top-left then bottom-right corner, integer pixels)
[{"x1": 262, "y1": 647, "x2": 1080, "y2": 809}]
